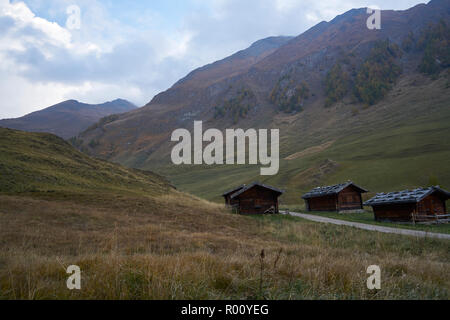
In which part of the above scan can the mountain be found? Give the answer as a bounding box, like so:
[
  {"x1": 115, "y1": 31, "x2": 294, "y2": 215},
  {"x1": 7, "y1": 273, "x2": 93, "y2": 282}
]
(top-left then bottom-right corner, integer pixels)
[
  {"x1": 0, "y1": 99, "x2": 137, "y2": 139},
  {"x1": 76, "y1": 0, "x2": 450, "y2": 203},
  {"x1": 174, "y1": 36, "x2": 294, "y2": 89}
]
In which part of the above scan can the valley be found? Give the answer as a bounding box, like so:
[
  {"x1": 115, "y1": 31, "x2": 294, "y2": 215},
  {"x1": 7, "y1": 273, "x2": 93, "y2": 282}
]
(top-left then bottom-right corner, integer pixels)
[
  {"x1": 71, "y1": 1, "x2": 450, "y2": 204},
  {"x1": 0, "y1": 128, "x2": 448, "y2": 299}
]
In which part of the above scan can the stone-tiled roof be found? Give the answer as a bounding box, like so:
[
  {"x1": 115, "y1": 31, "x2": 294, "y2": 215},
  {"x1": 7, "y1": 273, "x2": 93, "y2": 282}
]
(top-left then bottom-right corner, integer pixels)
[
  {"x1": 230, "y1": 182, "x2": 284, "y2": 199},
  {"x1": 302, "y1": 182, "x2": 368, "y2": 199},
  {"x1": 364, "y1": 186, "x2": 450, "y2": 206}
]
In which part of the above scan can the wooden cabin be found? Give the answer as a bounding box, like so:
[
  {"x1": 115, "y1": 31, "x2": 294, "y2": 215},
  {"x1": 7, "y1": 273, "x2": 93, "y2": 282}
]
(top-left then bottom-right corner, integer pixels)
[
  {"x1": 302, "y1": 182, "x2": 368, "y2": 213},
  {"x1": 222, "y1": 182, "x2": 284, "y2": 215},
  {"x1": 364, "y1": 186, "x2": 450, "y2": 222}
]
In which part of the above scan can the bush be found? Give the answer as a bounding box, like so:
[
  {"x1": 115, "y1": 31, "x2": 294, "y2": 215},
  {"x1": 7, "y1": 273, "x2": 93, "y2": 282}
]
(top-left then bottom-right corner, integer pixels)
[
  {"x1": 324, "y1": 63, "x2": 350, "y2": 107},
  {"x1": 214, "y1": 88, "x2": 256, "y2": 124},
  {"x1": 402, "y1": 31, "x2": 415, "y2": 52},
  {"x1": 88, "y1": 139, "x2": 100, "y2": 148},
  {"x1": 417, "y1": 20, "x2": 450, "y2": 76},
  {"x1": 270, "y1": 76, "x2": 309, "y2": 113},
  {"x1": 354, "y1": 40, "x2": 402, "y2": 106}
]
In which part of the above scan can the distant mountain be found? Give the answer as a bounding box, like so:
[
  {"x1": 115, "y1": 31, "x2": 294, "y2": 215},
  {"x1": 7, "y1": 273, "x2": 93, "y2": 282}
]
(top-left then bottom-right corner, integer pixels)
[
  {"x1": 77, "y1": 0, "x2": 450, "y2": 202},
  {"x1": 0, "y1": 99, "x2": 137, "y2": 139}
]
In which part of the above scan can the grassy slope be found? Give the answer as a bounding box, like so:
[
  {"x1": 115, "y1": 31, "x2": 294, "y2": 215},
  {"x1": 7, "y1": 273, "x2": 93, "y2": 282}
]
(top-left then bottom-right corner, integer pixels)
[
  {"x1": 0, "y1": 128, "x2": 171, "y2": 197},
  {"x1": 156, "y1": 74, "x2": 450, "y2": 205},
  {"x1": 1, "y1": 194, "x2": 449, "y2": 300}
]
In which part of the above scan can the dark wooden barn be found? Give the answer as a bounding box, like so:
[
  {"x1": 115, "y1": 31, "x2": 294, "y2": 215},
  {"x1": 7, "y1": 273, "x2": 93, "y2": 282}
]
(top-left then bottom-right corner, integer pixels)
[
  {"x1": 364, "y1": 186, "x2": 450, "y2": 222},
  {"x1": 302, "y1": 182, "x2": 368, "y2": 213},
  {"x1": 223, "y1": 182, "x2": 284, "y2": 215}
]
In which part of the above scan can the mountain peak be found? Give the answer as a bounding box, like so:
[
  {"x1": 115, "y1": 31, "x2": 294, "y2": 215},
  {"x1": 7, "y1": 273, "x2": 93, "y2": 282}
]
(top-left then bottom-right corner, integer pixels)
[{"x1": 0, "y1": 99, "x2": 137, "y2": 139}]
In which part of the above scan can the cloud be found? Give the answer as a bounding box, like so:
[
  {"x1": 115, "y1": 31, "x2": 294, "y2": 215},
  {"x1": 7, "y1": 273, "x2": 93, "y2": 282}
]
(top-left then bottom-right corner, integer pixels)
[
  {"x1": 0, "y1": 0, "x2": 423, "y2": 119},
  {"x1": 0, "y1": 0, "x2": 195, "y2": 118}
]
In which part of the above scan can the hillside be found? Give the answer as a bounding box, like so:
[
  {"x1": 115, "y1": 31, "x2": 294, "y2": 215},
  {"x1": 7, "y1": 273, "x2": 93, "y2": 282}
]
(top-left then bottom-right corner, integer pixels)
[
  {"x1": 0, "y1": 128, "x2": 449, "y2": 299},
  {"x1": 0, "y1": 128, "x2": 170, "y2": 196},
  {"x1": 75, "y1": 0, "x2": 450, "y2": 203},
  {"x1": 0, "y1": 99, "x2": 137, "y2": 139},
  {"x1": 159, "y1": 74, "x2": 450, "y2": 204},
  {"x1": 174, "y1": 36, "x2": 294, "y2": 89}
]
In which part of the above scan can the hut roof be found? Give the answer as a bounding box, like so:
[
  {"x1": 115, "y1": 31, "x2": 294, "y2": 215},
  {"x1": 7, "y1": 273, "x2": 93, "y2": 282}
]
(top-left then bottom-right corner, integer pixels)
[
  {"x1": 222, "y1": 184, "x2": 246, "y2": 197},
  {"x1": 364, "y1": 186, "x2": 450, "y2": 206},
  {"x1": 302, "y1": 182, "x2": 368, "y2": 199},
  {"x1": 230, "y1": 182, "x2": 285, "y2": 199}
]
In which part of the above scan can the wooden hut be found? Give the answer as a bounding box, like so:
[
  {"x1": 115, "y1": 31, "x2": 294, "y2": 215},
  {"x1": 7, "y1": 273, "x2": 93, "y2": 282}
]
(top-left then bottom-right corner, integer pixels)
[
  {"x1": 223, "y1": 182, "x2": 284, "y2": 215},
  {"x1": 302, "y1": 182, "x2": 368, "y2": 213},
  {"x1": 364, "y1": 186, "x2": 450, "y2": 222}
]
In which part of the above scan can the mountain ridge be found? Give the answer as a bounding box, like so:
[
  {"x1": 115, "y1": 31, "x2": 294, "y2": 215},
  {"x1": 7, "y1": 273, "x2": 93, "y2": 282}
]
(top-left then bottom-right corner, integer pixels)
[
  {"x1": 172, "y1": 36, "x2": 294, "y2": 90},
  {"x1": 0, "y1": 99, "x2": 137, "y2": 139}
]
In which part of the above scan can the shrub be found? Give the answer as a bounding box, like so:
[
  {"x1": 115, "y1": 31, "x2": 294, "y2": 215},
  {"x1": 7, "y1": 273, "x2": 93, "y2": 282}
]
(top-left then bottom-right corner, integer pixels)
[
  {"x1": 354, "y1": 40, "x2": 402, "y2": 106},
  {"x1": 417, "y1": 20, "x2": 450, "y2": 76},
  {"x1": 402, "y1": 31, "x2": 416, "y2": 52},
  {"x1": 89, "y1": 139, "x2": 100, "y2": 148},
  {"x1": 324, "y1": 63, "x2": 350, "y2": 107},
  {"x1": 214, "y1": 88, "x2": 256, "y2": 124},
  {"x1": 270, "y1": 76, "x2": 309, "y2": 113}
]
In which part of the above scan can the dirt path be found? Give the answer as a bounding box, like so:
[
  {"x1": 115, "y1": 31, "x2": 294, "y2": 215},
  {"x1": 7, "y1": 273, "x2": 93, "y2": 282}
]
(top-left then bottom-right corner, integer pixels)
[{"x1": 282, "y1": 211, "x2": 450, "y2": 240}]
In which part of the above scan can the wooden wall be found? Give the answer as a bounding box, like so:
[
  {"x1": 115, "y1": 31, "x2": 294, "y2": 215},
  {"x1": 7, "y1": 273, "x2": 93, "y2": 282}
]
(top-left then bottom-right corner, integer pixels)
[
  {"x1": 373, "y1": 194, "x2": 447, "y2": 222},
  {"x1": 417, "y1": 194, "x2": 446, "y2": 216},
  {"x1": 224, "y1": 194, "x2": 239, "y2": 207},
  {"x1": 306, "y1": 186, "x2": 364, "y2": 212},
  {"x1": 306, "y1": 195, "x2": 337, "y2": 212},
  {"x1": 224, "y1": 187, "x2": 244, "y2": 207},
  {"x1": 373, "y1": 203, "x2": 416, "y2": 222},
  {"x1": 337, "y1": 186, "x2": 364, "y2": 210},
  {"x1": 236, "y1": 186, "x2": 279, "y2": 215}
]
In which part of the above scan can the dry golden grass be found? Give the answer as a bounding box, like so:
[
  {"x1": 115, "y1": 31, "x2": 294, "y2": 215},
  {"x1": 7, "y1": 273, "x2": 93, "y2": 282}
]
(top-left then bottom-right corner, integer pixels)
[{"x1": 0, "y1": 191, "x2": 449, "y2": 300}]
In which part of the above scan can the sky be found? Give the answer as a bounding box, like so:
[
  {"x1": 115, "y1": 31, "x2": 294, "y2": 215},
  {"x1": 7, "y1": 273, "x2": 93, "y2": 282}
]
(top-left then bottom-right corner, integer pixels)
[{"x1": 0, "y1": 0, "x2": 425, "y2": 119}]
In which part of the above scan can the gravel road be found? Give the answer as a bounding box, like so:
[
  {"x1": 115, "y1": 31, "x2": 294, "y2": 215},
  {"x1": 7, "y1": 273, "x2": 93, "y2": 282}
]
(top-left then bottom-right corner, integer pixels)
[{"x1": 282, "y1": 211, "x2": 450, "y2": 240}]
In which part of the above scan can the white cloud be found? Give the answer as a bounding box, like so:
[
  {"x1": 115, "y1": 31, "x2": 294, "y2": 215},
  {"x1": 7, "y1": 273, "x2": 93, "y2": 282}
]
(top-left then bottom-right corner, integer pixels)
[
  {"x1": 0, "y1": 0, "x2": 194, "y2": 118},
  {"x1": 1, "y1": 0, "x2": 72, "y2": 49},
  {"x1": 0, "y1": 75, "x2": 75, "y2": 118}
]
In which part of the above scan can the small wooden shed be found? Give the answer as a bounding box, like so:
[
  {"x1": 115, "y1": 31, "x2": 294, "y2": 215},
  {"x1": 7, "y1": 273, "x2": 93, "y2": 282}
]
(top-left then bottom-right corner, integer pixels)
[
  {"x1": 364, "y1": 186, "x2": 450, "y2": 222},
  {"x1": 302, "y1": 182, "x2": 368, "y2": 213},
  {"x1": 223, "y1": 182, "x2": 284, "y2": 215}
]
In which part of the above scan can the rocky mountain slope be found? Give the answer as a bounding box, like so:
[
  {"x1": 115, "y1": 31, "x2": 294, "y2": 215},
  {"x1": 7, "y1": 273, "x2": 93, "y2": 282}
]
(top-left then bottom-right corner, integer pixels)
[
  {"x1": 76, "y1": 0, "x2": 450, "y2": 202},
  {"x1": 0, "y1": 99, "x2": 137, "y2": 139}
]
